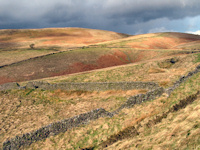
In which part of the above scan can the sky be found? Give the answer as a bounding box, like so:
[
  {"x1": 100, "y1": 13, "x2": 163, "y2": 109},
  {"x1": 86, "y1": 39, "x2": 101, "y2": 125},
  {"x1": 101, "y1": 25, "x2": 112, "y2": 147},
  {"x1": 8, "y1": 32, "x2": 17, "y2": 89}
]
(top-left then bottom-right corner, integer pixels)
[{"x1": 1, "y1": 0, "x2": 200, "y2": 35}]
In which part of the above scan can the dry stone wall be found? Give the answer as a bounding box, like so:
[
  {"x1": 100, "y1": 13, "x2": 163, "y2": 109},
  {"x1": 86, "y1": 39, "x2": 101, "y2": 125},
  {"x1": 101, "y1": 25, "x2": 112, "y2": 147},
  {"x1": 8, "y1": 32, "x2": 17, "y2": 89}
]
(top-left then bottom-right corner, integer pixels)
[
  {"x1": 2, "y1": 87, "x2": 165, "y2": 150},
  {"x1": 0, "y1": 81, "x2": 160, "y2": 91},
  {"x1": 27, "y1": 81, "x2": 159, "y2": 91},
  {"x1": 3, "y1": 108, "x2": 113, "y2": 150},
  {"x1": 0, "y1": 82, "x2": 20, "y2": 91},
  {"x1": 165, "y1": 64, "x2": 200, "y2": 96},
  {"x1": 2, "y1": 64, "x2": 200, "y2": 150},
  {"x1": 113, "y1": 87, "x2": 164, "y2": 114}
]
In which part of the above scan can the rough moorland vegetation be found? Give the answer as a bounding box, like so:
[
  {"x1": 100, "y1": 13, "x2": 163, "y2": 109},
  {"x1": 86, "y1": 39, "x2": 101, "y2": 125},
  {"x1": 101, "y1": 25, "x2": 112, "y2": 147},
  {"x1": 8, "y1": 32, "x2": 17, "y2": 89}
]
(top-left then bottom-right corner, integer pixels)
[{"x1": 1, "y1": 29, "x2": 200, "y2": 149}]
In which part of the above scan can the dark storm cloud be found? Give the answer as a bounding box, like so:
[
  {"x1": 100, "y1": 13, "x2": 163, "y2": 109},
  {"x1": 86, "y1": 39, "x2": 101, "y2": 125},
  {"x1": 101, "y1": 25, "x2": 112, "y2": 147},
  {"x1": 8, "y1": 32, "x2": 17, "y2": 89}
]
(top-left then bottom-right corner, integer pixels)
[
  {"x1": 0, "y1": 0, "x2": 200, "y2": 34},
  {"x1": 102, "y1": 0, "x2": 200, "y2": 24}
]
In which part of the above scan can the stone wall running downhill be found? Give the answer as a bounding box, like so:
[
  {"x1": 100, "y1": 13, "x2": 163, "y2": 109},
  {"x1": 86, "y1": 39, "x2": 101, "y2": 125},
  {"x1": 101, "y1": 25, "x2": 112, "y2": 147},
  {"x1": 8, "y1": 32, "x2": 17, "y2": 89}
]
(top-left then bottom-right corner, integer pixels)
[
  {"x1": 165, "y1": 64, "x2": 200, "y2": 96},
  {"x1": 3, "y1": 108, "x2": 113, "y2": 150},
  {"x1": 113, "y1": 87, "x2": 165, "y2": 114},
  {"x1": 2, "y1": 64, "x2": 200, "y2": 150}
]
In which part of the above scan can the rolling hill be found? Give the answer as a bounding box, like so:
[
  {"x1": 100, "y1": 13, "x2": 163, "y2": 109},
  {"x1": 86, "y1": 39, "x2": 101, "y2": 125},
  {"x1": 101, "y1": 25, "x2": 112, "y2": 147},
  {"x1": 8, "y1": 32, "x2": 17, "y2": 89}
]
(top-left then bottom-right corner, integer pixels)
[
  {"x1": 0, "y1": 28, "x2": 200, "y2": 149},
  {"x1": 0, "y1": 27, "x2": 129, "y2": 50},
  {"x1": 1, "y1": 30, "x2": 200, "y2": 84}
]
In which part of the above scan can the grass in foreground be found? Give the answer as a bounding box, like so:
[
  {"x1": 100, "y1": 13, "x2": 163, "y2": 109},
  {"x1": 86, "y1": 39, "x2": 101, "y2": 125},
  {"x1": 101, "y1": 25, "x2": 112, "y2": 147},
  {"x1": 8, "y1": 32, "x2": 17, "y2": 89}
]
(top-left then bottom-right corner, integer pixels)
[
  {"x1": 22, "y1": 72, "x2": 200, "y2": 150},
  {"x1": 0, "y1": 88, "x2": 147, "y2": 147}
]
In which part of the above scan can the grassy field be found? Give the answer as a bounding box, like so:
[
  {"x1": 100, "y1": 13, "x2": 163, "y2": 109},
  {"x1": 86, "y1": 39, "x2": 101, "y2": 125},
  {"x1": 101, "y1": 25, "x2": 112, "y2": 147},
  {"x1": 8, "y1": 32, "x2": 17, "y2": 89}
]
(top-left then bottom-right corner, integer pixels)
[
  {"x1": 1, "y1": 29, "x2": 200, "y2": 149},
  {"x1": 0, "y1": 87, "x2": 147, "y2": 147},
  {"x1": 1, "y1": 53, "x2": 200, "y2": 149},
  {"x1": 20, "y1": 70, "x2": 200, "y2": 150},
  {"x1": 0, "y1": 48, "x2": 60, "y2": 66},
  {"x1": 0, "y1": 28, "x2": 129, "y2": 50},
  {"x1": 41, "y1": 53, "x2": 200, "y2": 88},
  {"x1": 1, "y1": 31, "x2": 200, "y2": 84},
  {"x1": 0, "y1": 48, "x2": 194, "y2": 84}
]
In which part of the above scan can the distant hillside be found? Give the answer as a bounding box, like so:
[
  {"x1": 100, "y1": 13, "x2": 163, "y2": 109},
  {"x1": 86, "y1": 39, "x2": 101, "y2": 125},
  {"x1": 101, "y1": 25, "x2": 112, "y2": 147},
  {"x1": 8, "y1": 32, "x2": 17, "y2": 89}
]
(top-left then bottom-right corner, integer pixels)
[
  {"x1": 0, "y1": 27, "x2": 129, "y2": 49},
  {"x1": 102, "y1": 32, "x2": 200, "y2": 49},
  {"x1": 0, "y1": 30, "x2": 200, "y2": 84}
]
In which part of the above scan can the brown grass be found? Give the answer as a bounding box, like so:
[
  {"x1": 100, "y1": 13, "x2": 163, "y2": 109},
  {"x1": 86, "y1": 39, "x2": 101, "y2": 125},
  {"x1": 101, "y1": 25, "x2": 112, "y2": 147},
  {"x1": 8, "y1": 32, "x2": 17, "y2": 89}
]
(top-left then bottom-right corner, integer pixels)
[
  {"x1": 39, "y1": 53, "x2": 198, "y2": 89},
  {"x1": 108, "y1": 96, "x2": 200, "y2": 150},
  {"x1": 148, "y1": 68, "x2": 166, "y2": 74},
  {"x1": 1, "y1": 30, "x2": 200, "y2": 149},
  {"x1": 0, "y1": 48, "x2": 186, "y2": 84},
  {"x1": 1, "y1": 30, "x2": 200, "y2": 84},
  {"x1": 0, "y1": 88, "x2": 146, "y2": 147},
  {"x1": 0, "y1": 49, "x2": 58, "y2": 66},
  {"x1": 24, "y1": 71, "x2": 200, "y2": 150},
  {"x1": 0, "y1": 27, "x2": 129, "y2": 49}
]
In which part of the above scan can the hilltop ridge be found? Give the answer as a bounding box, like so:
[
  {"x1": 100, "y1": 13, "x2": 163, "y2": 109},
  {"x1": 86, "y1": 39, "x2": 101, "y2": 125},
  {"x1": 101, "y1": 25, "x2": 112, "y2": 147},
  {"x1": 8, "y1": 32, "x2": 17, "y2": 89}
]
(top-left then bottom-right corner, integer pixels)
[{"x1": 0, "y1": 27, "x2": 129, "y2": 50}]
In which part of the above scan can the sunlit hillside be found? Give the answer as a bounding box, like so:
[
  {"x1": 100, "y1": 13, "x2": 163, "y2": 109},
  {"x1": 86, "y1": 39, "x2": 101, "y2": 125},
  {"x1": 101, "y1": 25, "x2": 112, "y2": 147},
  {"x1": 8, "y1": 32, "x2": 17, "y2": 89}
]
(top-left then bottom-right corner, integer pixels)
[{"x1": 1, "y1": 28, "x2": 200, "y2": 149}]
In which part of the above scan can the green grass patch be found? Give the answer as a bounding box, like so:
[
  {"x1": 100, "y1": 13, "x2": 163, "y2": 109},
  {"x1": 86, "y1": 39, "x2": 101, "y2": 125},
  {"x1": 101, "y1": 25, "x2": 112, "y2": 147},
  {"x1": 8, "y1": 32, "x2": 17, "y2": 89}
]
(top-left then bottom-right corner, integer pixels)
[{"x1": 194, "y1": 53, "x2": 200, "y2": 63}]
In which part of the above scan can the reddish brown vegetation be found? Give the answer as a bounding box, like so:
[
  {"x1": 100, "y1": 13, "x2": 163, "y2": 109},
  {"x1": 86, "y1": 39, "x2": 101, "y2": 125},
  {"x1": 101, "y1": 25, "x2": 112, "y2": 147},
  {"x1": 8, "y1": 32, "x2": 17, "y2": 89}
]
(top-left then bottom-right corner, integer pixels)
[
  {"x1": 51, "y1": 51, "x2": 130, "y2": 76},
  {"x1": 127, "y1": 35, "x2": 200, "y2": 49},
  {"x1": 0, "y1": 76, "x2": 15, "y2": 84},
  {"x1": 1, "y1": 31, "x2": 200, "y2": 84},
  {"x1": 97, "y1": 51, "x2": 130, "y2": 67}
]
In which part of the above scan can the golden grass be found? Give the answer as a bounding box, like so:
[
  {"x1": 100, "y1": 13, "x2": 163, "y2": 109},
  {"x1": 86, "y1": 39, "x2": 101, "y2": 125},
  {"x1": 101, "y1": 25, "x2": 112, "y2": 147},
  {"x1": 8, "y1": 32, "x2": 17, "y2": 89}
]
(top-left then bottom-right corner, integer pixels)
[
  {"x1": 0, "y1": 88, "x2": 147, "y2": 147},
  {"x1": 23, "y1": 71, "x2": 200, "y2": 150},
  {"x1": 109, "y1": 96, "x2": 200, "y2": 150},
  {"x1": 0, "y1": 27, "x2": 128, "y2": 50},
  {"x1": 0, "y1": 49, "x2": 58, "y2": 66},
  {"x1": 1, "y1": 53, "x2": 199, "y2": 149},
  {"x1": 148, "y1": 68, "x2": 166, "y2": 74}
]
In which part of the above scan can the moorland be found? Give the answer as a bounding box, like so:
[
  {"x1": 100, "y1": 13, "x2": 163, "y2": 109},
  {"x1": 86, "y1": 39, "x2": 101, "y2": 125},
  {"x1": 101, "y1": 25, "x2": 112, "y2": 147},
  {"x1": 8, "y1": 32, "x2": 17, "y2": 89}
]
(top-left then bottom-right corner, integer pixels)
[{"x1": 0, "y1": 27, "x2": 200, "y2": 149}]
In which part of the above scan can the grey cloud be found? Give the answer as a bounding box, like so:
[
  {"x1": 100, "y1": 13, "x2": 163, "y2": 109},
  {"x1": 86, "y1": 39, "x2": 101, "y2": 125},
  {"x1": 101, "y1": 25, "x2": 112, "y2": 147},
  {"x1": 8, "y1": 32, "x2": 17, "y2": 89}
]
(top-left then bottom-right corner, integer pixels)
[
  {"x1": 0, "y1": 0, "x2": 200, "y2": 34},
  {"x1": 103, "y1": 0, "x2": 200, "y2": 24}
]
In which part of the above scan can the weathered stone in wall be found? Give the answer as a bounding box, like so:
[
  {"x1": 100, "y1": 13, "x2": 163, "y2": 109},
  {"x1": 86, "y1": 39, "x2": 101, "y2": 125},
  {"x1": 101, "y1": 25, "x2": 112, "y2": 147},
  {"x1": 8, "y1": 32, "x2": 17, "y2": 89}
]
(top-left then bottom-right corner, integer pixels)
[
  {"x1": 49, "y1": 81, "x2": 159, "y2": 91},
  {"x1": 3, "y1": 108, "x2": 113, "y2": 150},
  {"x1": 113, "y1": 87, "x2": 164, "y2": 114},
  {"x1": 165, "y1": 64, "x2": 200, "y2": 96},
  {"x1": 0, "y1": 82, "x2": 19, "y2": 91},
  {"x1": 25, "y1": 81, "x2": 51, "y2": 89},
  {"x1": 0, "y1": 81, "x2": 160, "y2": 91}
]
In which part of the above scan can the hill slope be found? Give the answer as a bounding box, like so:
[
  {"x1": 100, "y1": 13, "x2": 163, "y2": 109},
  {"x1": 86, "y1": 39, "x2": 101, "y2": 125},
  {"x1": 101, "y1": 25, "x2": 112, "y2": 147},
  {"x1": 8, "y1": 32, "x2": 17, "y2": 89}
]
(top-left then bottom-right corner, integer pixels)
[
  {"x1": 0, "y1": 27, "x2": 129, "y2": 49},
  {"x1": 1, "y1": 28, "x2": 200, "y2": 149},
  {"x1": 1, "y1": 31, "x2": 200, "y2": 84},
  {"x1": 1, "y1": 53, "x2": 200, "y2": 149},
  {"x1": 102, "y1": 32, "x2": 200, "y2": 49}
]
